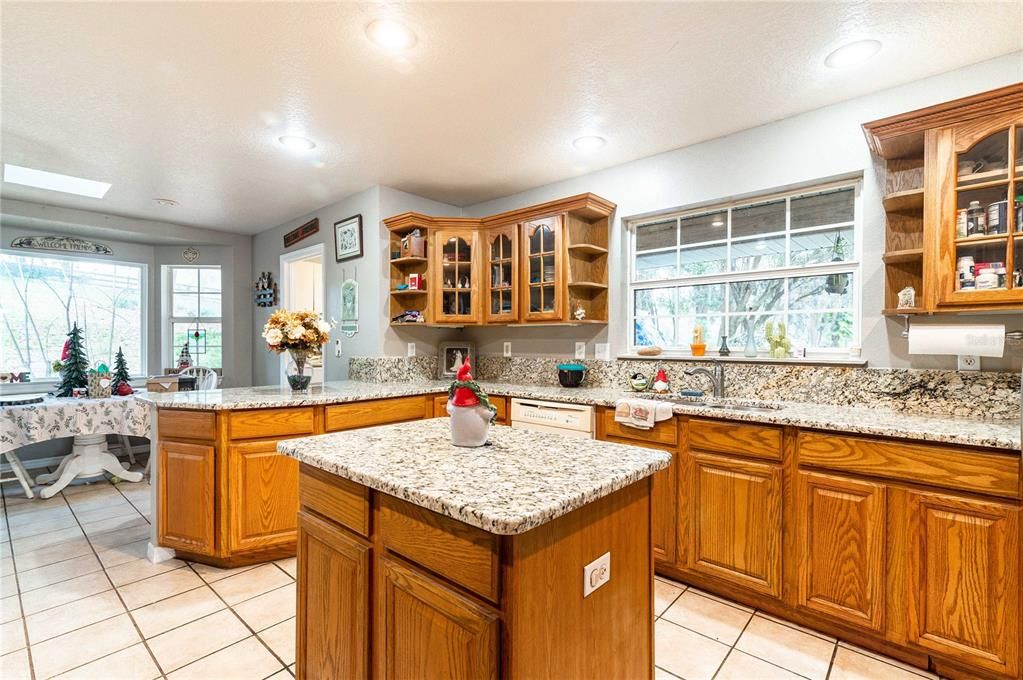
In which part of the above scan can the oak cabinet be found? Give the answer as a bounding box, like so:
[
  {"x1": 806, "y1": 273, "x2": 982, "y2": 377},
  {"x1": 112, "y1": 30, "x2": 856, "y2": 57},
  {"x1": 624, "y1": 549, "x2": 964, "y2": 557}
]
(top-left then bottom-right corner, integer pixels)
[
  {"x1": 683, "y1": 450, "x2": 782, "y2": 597},
  {"x1": 157, "y1": 440, "x2": 215, "y2": 554},
  {"x1": 795, "y1": 471, "x2": 886, "y2": 632},
  {"x1": 521, "y1": 217, "x2": 564, "y2": 322},
  {"x1": 433, "y1": 228, "x2": 481, "y2": 324},
  {"x1": 484, "y1": 226, "x2": 518, "y2": 323},
  {"x1": 376, "y1": 556, "x2": 500, "y2": 680},
  {"x1": 227, "y1": 440, "x2": 300, "y2": 553},
  {"x1": 297, "y1": 511, "x2": 370, "y2": 680},
  {"x1": 650, "y1": 461, "x2": 678, "y2": 564},
  {"x1": 890, "y1": 488, "x2": 1020, "y2": 677}
]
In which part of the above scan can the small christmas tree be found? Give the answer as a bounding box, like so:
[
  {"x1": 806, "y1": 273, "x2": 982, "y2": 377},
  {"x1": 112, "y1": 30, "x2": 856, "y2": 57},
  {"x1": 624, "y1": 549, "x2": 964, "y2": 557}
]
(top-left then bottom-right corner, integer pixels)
[
  {"x1": 111, "y1": 346, "x2": 132, "y2": 394},
  {"x1": 57, "y1": 323, "x2": 89, "y2": 397}
]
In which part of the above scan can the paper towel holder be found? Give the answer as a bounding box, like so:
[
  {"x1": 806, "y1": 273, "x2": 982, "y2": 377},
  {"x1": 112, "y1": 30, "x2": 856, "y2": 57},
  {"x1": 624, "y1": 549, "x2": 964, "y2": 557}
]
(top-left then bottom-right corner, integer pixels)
[{"x1": 898, "y1": 314, "x2": 1022, "y2": 347}]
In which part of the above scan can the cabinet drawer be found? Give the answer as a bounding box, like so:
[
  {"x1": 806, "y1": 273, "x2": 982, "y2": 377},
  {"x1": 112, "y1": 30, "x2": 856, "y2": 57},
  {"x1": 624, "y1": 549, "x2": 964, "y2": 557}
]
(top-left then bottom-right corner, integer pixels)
[
  {"x1": 490, "y1": 395, "x2": 508, "y2": 423},
  {"x1": 797, "y1": 431, "x2": 1020, "y2": 499},
  {"x1": 325, "y1": 396, "x2": 427, "y2": 432},
  {"x1": 228, "y1": 407, "x2": 315, "y2": 440},
  {"x1": 688, "y1": 419, "x2": 782, "y2": 461},
  {"x1": 300, "y1": 464, "x2": 370, "y2": 538},
  {"x1": 158, "y1": 409, "x2": 215, "y2": 441},
  {"x1": 600, "y1": 409, "x2": 677, "y2": 446},
  {"x1": 380, "y1": 495, "x2": 500, "y2": 603}
]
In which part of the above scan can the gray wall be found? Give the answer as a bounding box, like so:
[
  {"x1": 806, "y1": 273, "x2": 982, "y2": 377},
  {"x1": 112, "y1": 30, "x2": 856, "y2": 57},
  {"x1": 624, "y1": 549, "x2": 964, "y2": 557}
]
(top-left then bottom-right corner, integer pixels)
[
  {"x1": 250, "y1": 185, "x2": 463, "y2": 385},
  {"x1": 459, "y1": 52, "x2": 1023, "y2": 372}
]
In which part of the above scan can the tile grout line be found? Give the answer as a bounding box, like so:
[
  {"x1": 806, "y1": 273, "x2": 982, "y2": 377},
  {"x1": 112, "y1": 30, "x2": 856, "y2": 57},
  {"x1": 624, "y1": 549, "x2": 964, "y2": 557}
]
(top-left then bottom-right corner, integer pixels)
[
  {"x1": 1, "y1": 477, "x2": 38, "y2": 680},
  {"x1": 710, "y1": 603, "x2": 759, "y2": 680},
  {"x1": 824, "y1": 638, "x2": 839, "y2": 680}
]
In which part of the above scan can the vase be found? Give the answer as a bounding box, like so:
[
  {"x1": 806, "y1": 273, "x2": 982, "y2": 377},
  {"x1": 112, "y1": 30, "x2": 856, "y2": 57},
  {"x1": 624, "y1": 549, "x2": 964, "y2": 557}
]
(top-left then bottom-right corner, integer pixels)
[
  {"x1": 743, "y1": 320, "x2": 758, "y2": 358},
  {"x1": 286, "y1": 349, "x2": 314, "y2": 391}
]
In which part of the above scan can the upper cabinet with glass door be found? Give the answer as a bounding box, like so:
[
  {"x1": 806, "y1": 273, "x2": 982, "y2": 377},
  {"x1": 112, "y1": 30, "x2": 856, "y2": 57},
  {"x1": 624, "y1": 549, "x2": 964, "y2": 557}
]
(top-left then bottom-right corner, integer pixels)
[
  {"x1": 432, "y1": 229, "x2": 480, "y2": 324},
  {"x1": 521, "y1": 217, "x2": 564, "y2": 321},
  {"x1": 934, "y1": 108, "x2": 1023, "y2": 308},
  {"x1": 485, "y1": 227, "x2": 517, "y2": 323}
]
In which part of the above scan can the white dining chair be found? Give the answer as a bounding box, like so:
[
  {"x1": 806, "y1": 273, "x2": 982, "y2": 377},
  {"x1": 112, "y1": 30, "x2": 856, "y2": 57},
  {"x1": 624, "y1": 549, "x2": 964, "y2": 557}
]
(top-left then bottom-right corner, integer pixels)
[{"x1": 178, "y1": 365, "x2": 219, "y2": 391}]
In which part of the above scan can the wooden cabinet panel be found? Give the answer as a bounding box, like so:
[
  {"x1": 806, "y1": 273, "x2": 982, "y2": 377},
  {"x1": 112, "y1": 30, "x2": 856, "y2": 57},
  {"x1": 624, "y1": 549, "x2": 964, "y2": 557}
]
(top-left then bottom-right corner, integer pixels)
[
  {"x1": 796, "y1": 471, "x2": 886, "y2": 632},
  {"x1": 158, "y1": 409, "x2": 215, "y2": 441},
  {"x1": 520, "y1": 216, "x2": 565, "y2": 322},
  {"x1": 376, "y1": 556, "x2": 499, "y2": 680},
  {"x1": 484, "y1": 225, "x2": 518, "y2": 323},
  {"x1": 432, "y1": 394, "x2": 447, "y2": 418},
  {"x1": 325, "y1": 396, "x2": 427, "y2": 432},
  {"x1": 798, "y1": 431, "x2": 1020, "y2": 499},
  {"x1": 228, "y1": 407, "x2": 315, "y2": 440},
  {"x1": 689, "y1": 419, "x2": 781, "y2": 461},
  {"x1": 892, "y1": 489, "x2": 1020, "y2": 677},
  {"x1": 651, "y1": 460, "x2": 677, "y2": 564},
  {"x1": 432, "y1": 228, "x2": 481, "y2": 324},
  {"x1": 684, "y1": 451, "x2": 782, "y2": 597},
  {"x1": 158, "y1": 440, "x2": 215, "y2": 554},
  {"x1": 297, "y1": 511, "x2": 370, "y2": 680},
  {"x1": 599, "y1": 408, "x2": 678, "y2": 446},
  {"x1": 380, "y1": 495, "x2": 500, "y2": 603},
  {"x1": 300, "y1": 464, "x2": 370, "y2": 537},
  {"x1": 227, "y1": 440, "x2": 299, "y2": 552}
]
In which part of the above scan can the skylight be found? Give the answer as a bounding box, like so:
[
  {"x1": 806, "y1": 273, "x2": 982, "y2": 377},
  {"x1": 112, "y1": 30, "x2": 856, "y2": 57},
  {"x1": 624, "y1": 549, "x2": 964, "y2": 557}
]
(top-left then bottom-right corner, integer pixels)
[{"x1": 2, "y1": 164, "x2": 111, "y2": 198}]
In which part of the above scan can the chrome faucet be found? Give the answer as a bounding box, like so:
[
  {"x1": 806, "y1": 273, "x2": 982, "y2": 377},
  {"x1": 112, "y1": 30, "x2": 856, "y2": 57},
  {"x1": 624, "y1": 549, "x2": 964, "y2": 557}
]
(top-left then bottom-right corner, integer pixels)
[{"x1": 684, "y1": 360, "x2": 726, "y2": 398}]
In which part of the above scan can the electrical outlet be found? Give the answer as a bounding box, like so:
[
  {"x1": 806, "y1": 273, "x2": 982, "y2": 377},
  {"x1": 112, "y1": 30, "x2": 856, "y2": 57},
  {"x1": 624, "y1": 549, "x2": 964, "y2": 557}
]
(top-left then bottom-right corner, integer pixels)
[
  {"x1": 957, "y1": 354, "x2": 980, "y2": 371},
  {"x1": 575, "y1": 342, "x2": 586, "y2": 360},
  {"x1": 503, "y1": 341, "x2": 512, "y2": 357},
  {"x1": 583, "y1": 552, "x2": 611, "y2": 597},
  {"x1": 595, "y1": 343, "x2": 610, "y2": 361},
  {"x1": 407, "y1": 342, "x2": 416, "y2": 358},
  {"x1": 334, "y1": 339, "x2": 342, "y2": 358}
]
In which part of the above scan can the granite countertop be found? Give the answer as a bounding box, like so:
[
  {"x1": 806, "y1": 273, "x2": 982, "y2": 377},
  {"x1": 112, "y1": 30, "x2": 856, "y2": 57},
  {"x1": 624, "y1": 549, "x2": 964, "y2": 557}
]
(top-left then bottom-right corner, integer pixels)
[
  {"x1": 278, "y1": 419, "x2": 671, "y2": 535},
  {"x1": 138, "y1": 380, "x2": 1022, "y2": 452}
]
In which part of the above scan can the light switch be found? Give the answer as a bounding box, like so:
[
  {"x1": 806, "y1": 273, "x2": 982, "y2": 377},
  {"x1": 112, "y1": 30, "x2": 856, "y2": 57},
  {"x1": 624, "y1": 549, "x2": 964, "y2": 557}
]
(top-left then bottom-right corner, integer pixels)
[
  {"x1": 407, "y1": 342, "x2": 416, "y2": 358},
  {"x1": 595, "y1": 343, "x2": 610, "y2": 361},
  {"x1": 575, "y1": 342, "x2": 586, "y2": 360},
  {"x1": 503, "y1": 341, "x2": 512, "y2": 357}
]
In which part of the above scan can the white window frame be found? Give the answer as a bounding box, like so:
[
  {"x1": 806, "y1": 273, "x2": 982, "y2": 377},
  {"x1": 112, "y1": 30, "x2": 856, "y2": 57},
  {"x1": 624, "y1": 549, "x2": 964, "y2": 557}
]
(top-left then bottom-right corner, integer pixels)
[
  {"x1": 626, "y1": 179, "x2": 862, "y2": 357},
  {"x1": 163, "y1": 265, "x2": 223, "y2": 370},
  {"x1": 0, "y1": 248, "x2": 148, "y2": 382}
]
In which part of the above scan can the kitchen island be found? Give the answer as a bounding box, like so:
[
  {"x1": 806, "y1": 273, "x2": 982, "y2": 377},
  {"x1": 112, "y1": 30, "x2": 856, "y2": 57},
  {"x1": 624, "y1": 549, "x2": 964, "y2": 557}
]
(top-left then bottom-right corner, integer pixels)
[{"x1": 278, "y1": 419, "x2": 671, "y2": 679}]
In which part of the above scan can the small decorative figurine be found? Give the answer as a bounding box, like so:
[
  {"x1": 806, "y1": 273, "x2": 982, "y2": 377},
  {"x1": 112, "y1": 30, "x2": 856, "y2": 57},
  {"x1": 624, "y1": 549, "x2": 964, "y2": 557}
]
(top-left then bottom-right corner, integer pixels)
[
  {"x1": 629, "y1": 373, "x2": 650, "y2": 391},
  {"x1": 765, "y1": 321, "x2": 792, "y2": 359},
  {"x1": 177, "y1": 341, "x2": 193, "y2": 370},
  {"x1": 718, "y1": 335, "x2": 731, "y2": 356},
  {"x1": 897, "y1": 286, "x2": 916, "y2": 309},
  {"x1": 690, "y1": 325, "x2": 706, "y2": 357},
  {"x1": 573, "y1": 304, "x2": 586, "y2": 321},
  {"x1": 652, "y1": 368, "x2": 670, "y2": 394},
  {"x1": 447, "y1": 358, "x2": 497, "y2": 447}
]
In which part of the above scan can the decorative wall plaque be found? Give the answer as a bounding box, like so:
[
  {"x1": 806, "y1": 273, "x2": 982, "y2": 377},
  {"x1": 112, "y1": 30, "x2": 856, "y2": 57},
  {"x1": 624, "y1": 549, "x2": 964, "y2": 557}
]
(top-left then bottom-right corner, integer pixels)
[
  {"x1": 10, "y1": 235, "x2": 112, "y2": 256},
  {"x1": 283, "y1": 218, "x2": 319, "y2": 248},
  {"x1": 182, "y1": 246, "x2": 200, "y2": 263}
]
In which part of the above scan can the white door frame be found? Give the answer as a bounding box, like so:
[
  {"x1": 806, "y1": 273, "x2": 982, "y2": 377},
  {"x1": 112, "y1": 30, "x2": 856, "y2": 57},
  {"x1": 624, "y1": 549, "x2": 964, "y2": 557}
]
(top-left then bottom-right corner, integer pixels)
[{"x1": 279, "y1": 243, "x2": 326, "y2": 385}]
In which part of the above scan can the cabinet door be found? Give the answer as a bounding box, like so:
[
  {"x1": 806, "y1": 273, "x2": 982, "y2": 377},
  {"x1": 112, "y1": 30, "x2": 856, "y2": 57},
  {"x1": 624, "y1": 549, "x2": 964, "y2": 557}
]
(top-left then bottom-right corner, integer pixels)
[
  {"x1": 683, "y1": 451, "x2": 782, "y2": 597},
  {"x1": 297, "y1": 511, "x2": 370, "y2": 680},
  {"x1": 485, "y1": 226, "x2": 518, "y2": 323},
  {"x1": 158, "y1": 440, "x2": 215, "y2": 555},
  {"x1": 432, "y1": 394, "x2": 448, "y2": 418},
  {"x1": 651, "y1": 460, "x2": 677, "y2": 564},
  {"x1": 521, "y1": 216, "x2": 564, "y2": 321},
  {"x1": 227, "y1": 440, "x2": 299, "y2": 552},
  {"x1": 796, "y1": 471, "x2": 885, "y2": 632},
  {"x1": 376, "y1": 555, "x2": 499, "y2": 680},
  {"x1": 433, "y1": 229, "x2": 480, "y2": 324},
  {"x1": 892, "y1": 489, "x2": 1019, "y2": 677}
]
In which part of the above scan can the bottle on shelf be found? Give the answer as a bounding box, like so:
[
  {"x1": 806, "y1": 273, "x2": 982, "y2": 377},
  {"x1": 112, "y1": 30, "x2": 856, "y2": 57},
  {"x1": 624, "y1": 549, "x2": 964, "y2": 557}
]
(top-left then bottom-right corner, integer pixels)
[{"x1": 966, "y1": 200, "x2": 986, "y2": 236}]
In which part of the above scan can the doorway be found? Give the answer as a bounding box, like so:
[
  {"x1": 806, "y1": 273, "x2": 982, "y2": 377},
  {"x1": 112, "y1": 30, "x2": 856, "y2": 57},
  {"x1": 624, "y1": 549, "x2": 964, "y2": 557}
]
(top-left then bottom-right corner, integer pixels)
[{"x1": 279, "y1": 243, "x2": 325, "y2": 385}]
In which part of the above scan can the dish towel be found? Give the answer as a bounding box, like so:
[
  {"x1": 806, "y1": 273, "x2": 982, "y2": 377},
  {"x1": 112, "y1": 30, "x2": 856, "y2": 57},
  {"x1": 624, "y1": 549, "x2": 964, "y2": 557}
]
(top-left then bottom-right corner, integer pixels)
[{"x1": 614, "y1": 399, "x2": 673, "y2": 430}]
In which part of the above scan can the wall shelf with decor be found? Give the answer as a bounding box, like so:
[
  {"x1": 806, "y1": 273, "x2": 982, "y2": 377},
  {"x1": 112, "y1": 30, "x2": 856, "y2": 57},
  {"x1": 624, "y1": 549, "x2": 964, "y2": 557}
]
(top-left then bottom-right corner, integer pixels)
[
  {"x1": 388, "y1": 224, "x2": 430, "y2": 325},
  {"x1": 863, "y1": 83, "x2": 1023, "y2": 315},
  {"x1": 383, "y1": 193, "x2": 616, "y2": 326}
]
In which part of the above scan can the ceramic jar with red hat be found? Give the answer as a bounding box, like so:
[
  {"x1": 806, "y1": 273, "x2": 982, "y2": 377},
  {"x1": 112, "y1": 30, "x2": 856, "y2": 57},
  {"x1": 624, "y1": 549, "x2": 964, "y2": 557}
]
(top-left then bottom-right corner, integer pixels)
[{"x1": 446, "y1": 357, "x2": 497, "y2": 447}]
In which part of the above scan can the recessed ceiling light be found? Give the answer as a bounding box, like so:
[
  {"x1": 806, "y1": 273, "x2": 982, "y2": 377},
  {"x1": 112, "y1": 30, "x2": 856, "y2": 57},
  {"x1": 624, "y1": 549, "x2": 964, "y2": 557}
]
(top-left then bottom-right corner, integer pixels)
[
  {"x1": 154, "y1": 198, "x2": 178, "y2": 206},
  {"x1": 824, "y1": 39, "x2": 882, "y2": 69},
  {"x1": 366, "y1": 19, "x2": 417, "y2": 51},
  {"x1": 2, "y1": 164, "x2": 111, "y2": 198},
  {"x1": 711, "y1": 218, "x2": 725, "y2": 227},
  {"x1": 278, "y1": 135, "x2": 316, "y2": 152},
  {"x1": 573, "y1": 136, "x2": 606, "y2": 152}
]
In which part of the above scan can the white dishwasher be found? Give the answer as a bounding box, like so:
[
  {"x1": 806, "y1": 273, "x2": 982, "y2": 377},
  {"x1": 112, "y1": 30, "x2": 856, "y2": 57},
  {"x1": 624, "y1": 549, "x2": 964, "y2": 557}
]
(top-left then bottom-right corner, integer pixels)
[{"x1": 510, "y1": 398, "x2": 594, "y2": 438}]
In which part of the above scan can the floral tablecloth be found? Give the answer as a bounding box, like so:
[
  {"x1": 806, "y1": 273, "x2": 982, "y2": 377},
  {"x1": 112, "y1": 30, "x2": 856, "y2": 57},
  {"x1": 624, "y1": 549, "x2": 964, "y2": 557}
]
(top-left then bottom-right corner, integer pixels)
[{"x1": 0, "y1": 395, "x2": 151, "y2": 455}]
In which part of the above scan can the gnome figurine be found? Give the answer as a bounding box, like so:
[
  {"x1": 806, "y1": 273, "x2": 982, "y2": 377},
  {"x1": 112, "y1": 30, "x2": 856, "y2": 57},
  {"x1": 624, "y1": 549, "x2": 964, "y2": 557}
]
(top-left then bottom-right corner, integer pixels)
[{"x1": 447, "y1": 357, "x2": 496, "y2": 447}]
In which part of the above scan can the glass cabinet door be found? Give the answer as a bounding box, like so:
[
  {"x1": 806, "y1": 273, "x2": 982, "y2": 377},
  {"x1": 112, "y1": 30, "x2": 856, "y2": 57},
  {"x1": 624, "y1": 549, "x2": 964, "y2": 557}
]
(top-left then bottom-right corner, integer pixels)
[
  {"x1": 521, "y1": 217, "x2": 563, "y2": 321},
  {"x1": 434, "y1": 230, "x2": 478, "y2": 323},
  {"x1": 940, "y1": 117, "x2": 1023, "y2": 306},
  {"x1": 485, "y1": 228, "x2": 517, "y2": 322}
]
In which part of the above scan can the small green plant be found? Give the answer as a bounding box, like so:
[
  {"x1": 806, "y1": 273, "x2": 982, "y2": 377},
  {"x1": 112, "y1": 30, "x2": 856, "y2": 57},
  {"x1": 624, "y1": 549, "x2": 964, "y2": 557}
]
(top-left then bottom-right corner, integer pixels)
[{"x1": 765, "y1": 321, "x2": 792, "y2": 359}]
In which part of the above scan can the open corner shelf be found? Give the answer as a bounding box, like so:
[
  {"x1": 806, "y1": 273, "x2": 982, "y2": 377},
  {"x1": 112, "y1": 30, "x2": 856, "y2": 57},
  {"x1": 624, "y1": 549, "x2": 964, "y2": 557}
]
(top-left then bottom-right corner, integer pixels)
[{"x1": 882, "y1": 188, "x2": 924, "y2": 213}]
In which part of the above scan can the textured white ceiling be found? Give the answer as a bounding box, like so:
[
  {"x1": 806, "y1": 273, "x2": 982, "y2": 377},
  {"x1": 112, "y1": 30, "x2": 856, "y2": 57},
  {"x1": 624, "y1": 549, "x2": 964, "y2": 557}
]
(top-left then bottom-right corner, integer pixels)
[{"x1": 1, "y1": 2, "x2": 1021, "y2": 235}]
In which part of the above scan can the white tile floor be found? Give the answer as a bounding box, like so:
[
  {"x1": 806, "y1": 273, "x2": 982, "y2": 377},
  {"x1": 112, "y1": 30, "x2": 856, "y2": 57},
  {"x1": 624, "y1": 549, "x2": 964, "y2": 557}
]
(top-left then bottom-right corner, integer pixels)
[
  {"x1": 2, "y1": 461, "x2": 943, "y2": 679},
  {"x1": 0, "y1": 458, "x2": 295, "y2": 680}
]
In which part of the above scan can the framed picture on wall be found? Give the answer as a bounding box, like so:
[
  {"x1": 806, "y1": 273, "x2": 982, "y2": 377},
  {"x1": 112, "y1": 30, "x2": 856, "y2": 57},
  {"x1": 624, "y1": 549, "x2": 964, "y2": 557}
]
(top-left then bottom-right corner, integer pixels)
[
  {"x1": 438, "y1": 341, "x2": 476, "y2": 378},
  {"x1": 334, "y1": 214, "x2": 363, "y2": 262}
]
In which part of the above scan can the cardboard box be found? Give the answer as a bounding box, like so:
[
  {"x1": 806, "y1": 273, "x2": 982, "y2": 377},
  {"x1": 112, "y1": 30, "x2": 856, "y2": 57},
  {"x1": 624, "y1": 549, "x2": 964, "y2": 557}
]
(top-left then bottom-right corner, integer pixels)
[{"x1": 146, "y1": 375, "x2": 197, "y2": 393}]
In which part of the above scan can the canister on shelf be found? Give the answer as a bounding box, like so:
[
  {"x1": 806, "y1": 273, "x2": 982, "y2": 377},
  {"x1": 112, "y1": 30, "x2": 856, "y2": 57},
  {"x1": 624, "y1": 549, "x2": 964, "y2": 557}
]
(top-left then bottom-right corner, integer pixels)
[
  {"x1": 1015, "y1": 192, "x2": 1023, "y2": 232},
  {"x1": 966, "y1": 200, "x2": 986, "y2": 236},
  {"x1": 987, "y1": 200, "x2": 1008, "y2": 234},
  {"x1": 975, "y1": 268, "x2": 999, "y2": 290},
  {"x1": 956, "y1": 208, "x2": 969, "y2": 238}
]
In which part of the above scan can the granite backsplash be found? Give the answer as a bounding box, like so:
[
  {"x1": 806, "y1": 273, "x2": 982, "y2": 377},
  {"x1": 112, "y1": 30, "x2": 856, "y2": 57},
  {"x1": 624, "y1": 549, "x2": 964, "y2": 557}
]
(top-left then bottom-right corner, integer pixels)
[{"x1": 348, "y1": 356, "x2": 1021, "y2": 420}]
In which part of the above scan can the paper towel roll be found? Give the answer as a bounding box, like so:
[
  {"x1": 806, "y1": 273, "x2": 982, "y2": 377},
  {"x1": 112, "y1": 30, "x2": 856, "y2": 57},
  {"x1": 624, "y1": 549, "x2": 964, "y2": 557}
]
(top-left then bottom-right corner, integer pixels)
[{"x1": 907, "y1": 324, "x2": 1005, "y2": 358}]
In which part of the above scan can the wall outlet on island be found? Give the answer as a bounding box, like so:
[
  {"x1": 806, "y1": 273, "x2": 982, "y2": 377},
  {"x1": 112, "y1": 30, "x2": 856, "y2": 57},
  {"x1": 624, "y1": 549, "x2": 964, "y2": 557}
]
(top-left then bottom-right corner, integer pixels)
[
  {"x1": 407, "y1": 342, "x2": 416, "y2": 358},
  {"x1": 503, "y1": 341, "x2": 511, "y2": 357},
  {"x1": 957, "y1": 354, "x2": 980, "y2": 371},
  {"x1": 583, "y1": 551, "x2": 611, "y2": 597},
  {"x1": 575, "y1": 342, "x2": 586, "y2": 359}
]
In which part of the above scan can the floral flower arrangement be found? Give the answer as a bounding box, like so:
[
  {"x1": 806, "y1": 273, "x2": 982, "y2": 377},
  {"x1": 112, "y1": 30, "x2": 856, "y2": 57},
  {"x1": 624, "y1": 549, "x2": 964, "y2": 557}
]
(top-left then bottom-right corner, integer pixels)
[{"x1": 261, "y1": 309, "x2": 333, "y2": 354}]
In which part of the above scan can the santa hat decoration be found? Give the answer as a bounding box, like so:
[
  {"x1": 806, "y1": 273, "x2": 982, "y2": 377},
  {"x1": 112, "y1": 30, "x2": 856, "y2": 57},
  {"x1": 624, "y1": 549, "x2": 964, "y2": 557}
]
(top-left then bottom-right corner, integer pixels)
[{"x1": 451, "y1": 358, "x2": 480, "y2": 407}]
